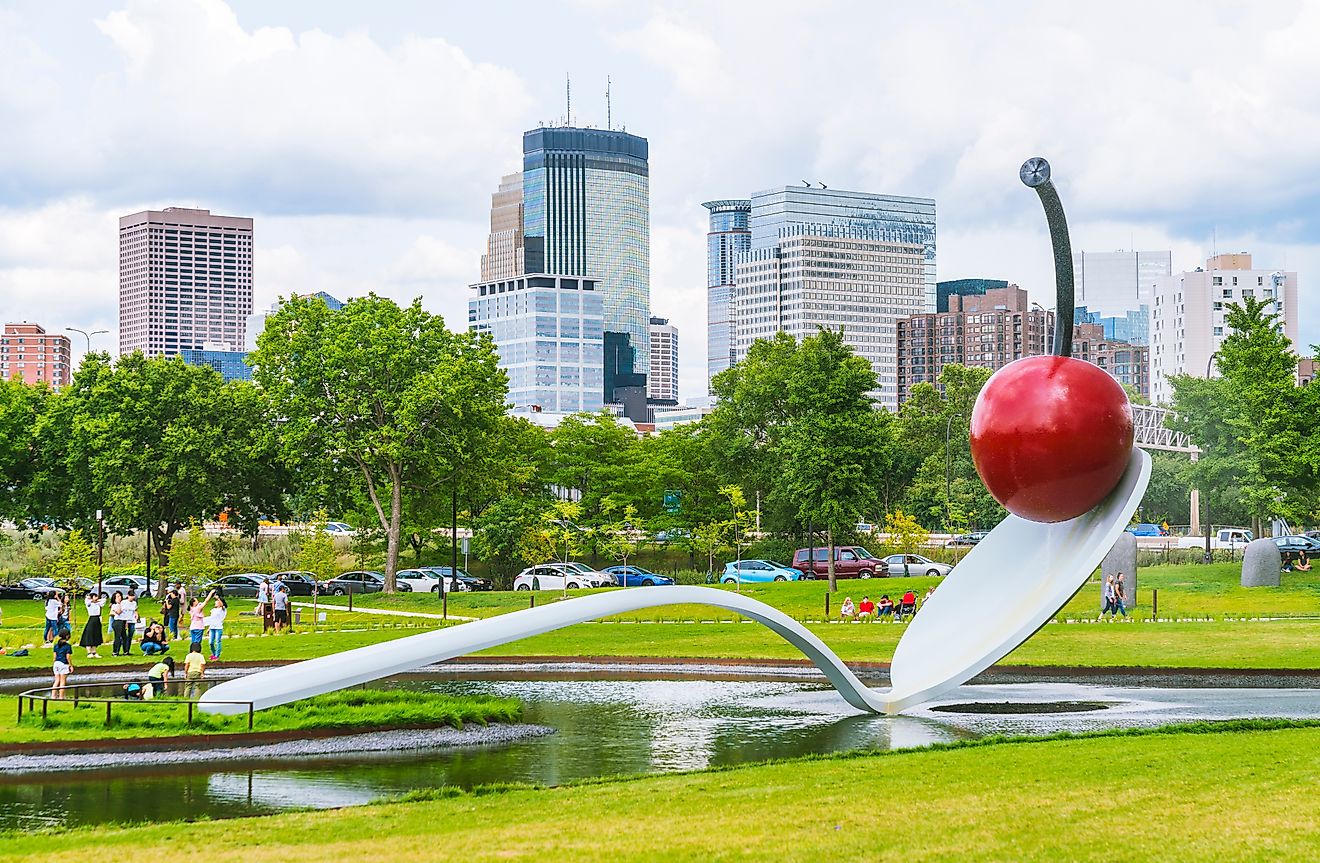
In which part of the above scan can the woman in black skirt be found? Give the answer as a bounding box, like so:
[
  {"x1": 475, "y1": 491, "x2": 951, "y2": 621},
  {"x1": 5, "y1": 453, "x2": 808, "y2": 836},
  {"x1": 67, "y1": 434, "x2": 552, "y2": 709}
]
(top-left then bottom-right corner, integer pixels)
[{"x1": 79, "y1": 591, "x2": 106, "y2": 659}]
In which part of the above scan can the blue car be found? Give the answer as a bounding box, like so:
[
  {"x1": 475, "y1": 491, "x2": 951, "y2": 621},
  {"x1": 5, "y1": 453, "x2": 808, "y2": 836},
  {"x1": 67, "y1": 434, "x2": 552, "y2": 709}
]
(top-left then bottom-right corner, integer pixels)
[
  {"x1": 602, "y1": 565, "x2": 675, "y2": 587},
  {"x1": 1126, "y1": 523, "x2": 1167, "y2": 537},
  {"x1": 721, "y1": 560, "x2": 802, "y2": 584}
]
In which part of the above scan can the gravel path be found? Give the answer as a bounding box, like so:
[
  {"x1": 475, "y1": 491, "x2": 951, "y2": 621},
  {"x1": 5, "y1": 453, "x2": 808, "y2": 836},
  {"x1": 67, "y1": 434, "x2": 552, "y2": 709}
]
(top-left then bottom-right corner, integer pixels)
[{"x1": 0, "y1": 723, "x2": 555, "y2": 774}]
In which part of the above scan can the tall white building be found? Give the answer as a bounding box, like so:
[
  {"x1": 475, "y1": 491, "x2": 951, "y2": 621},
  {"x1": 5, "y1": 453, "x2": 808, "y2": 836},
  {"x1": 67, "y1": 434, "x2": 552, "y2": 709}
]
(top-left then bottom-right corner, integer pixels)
[
  {"x1": 1149, "y1": 253, "x2": 1298, "y2": 404},
  {"x1": 118, "y1": 208, "x2": 254, "y2": 357},
  {"x1": 648, "y1": 316, "x2": 678, "y2": 403},
  {"x1": 730, "y1": 186, "x2": 935, "y2": 410},
  {"x1": 1073, "y1": 249, "x2": 1172, "y2": 317}
]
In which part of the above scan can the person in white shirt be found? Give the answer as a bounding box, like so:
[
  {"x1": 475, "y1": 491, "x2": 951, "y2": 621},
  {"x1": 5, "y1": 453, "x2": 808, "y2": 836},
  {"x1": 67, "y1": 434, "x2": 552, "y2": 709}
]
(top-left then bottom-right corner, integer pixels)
[
  {"x1": 43, "y1": 595, "x2": 63, "y2": 645},
  {"x1": 119, "y1": 592, "x2": 140, "y2": 655},
  {"x1": 206, "y1": 597, "x2": 228, "y2": 660},
  {"x1": 272, "y1": 586, "x2": 290, "y2": 634}
]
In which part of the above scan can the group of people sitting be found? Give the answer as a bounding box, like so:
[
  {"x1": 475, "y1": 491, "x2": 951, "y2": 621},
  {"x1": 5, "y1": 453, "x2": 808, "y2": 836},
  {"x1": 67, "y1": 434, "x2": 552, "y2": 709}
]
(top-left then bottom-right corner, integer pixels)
[{"x1": 839, "y1": 586, "x2": 934, "y2": 622}]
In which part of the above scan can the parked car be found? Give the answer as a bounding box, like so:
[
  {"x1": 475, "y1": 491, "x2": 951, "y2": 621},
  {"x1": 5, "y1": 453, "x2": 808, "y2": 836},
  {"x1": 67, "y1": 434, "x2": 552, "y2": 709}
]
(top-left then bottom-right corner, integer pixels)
[
  {"x1": 602, "y1": 565, "x2": 675, "y2": 587},
  {"x1": 1126, "y1": 523, "x2": 1168, "y2": 537},
  {"x1": 653, "y1": 528, "x2": 690, "y2": 543},
  {"x1": 202, "y1": 573, "x2": 268, "y2": 598},
  {"x1": 395, "y1": 568, "x2": 453, "y2": 593},
  {"x1": 0, "y1": 577, "x2": 65, "y2": 600},
  {"x1": 513, "y1": 564, "x2": 611, "y2": 591},
  {"x1": 791, "y1": 547, "x2": 887, "y2": 580},
  {"x1": 99, "y1": 574, "x2": 165, "y2": 596},
  {"x1": 882, "y1": 554, "x2": 953, "y2": 578},
  {"x1": 319, "y1": 570, "x2": 397, "y2": 596},
  {"x1": 323, "y1": 522, "x2": 356, "y2": 536},
  {"x1": 720, "y1": 560, "x2": 803, "y2": 584},
  {"x1": 554, "y1": 562, "x2": 618, "y2": 586},
  {"x1": 423, "y1": 567, "x2": 493, "y2": 592},
  {"x1": 945, "y1": 532, "x2": 990, "y2": 547},
  {"x1": 267, "y1": 572, "x2": 318, "y2": 596},
  {"x1": 1177, "y1": 528, "x2": 1254, "y2": 550},
  {"x1": 1273, "y1": 535, "x2": 1320, "y2": 563}
]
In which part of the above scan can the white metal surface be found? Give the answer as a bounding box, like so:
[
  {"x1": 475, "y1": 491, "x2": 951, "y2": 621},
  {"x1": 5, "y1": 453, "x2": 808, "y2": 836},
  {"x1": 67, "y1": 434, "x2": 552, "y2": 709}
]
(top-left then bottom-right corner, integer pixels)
[{"x1": 202, "y1": 449, "x2": 1150, "y2": 717}]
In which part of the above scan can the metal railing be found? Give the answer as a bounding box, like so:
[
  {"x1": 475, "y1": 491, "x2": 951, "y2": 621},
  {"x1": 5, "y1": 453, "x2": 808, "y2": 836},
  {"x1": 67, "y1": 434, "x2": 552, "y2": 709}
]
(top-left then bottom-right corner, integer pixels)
[{"x1": 15, "y1": 681, "x2": 255, "y2": 729}]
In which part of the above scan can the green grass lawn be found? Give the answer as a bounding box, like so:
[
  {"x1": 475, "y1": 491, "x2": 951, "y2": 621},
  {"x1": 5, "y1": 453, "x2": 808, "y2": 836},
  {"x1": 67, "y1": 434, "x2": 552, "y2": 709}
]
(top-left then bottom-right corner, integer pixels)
[
  {"x1": 5, "y1": 720, "x2": 1319, "y2": 860},
  {"x1": 0, "y1": 688, "x2": 520, "y2": 744}
]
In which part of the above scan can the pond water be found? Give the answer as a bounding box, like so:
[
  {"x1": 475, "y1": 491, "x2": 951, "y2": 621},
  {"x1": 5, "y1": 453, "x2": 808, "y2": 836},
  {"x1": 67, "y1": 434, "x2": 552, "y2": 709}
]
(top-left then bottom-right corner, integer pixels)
[{"x1": 4, "y1": 669, "x2": 1320, "y2": 832}]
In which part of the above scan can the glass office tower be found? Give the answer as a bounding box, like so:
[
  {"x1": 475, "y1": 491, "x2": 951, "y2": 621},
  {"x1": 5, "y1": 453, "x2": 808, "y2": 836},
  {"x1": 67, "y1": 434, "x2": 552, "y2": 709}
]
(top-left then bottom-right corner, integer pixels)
[
  {"x1": 521, "y1": 127, "x2": 650, "y2": 402},
  {"x1": 703, "y1": 199, "x2": 751, "y2": 393}
]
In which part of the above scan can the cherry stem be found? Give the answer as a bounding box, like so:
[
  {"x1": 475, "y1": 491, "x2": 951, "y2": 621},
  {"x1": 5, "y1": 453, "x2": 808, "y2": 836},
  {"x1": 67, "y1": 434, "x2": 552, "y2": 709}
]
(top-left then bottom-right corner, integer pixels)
[{"x1": 1019, "y1": 157, "x2": 1074, "y2": 358}]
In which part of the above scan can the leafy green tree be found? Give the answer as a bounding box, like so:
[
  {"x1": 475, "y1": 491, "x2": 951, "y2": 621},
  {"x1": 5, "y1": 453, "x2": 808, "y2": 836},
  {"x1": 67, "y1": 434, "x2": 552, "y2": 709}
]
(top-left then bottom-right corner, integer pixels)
[
  {"x1": 690, "y1": 519, "x2": 727, "y2": 581},
  {"x1": 49, "y1": 529, "x2": 96, "y2": 589},
  {"x1": 718, "y1": 485, "x2": 757, "y2": 590},
  {"x1": 251, "y1": 294, "x2": 508, "y2": 591},
  {"x1": 597, "y1": 503, "x2": 644, "y2": 570},
  {"x1": 169, "y1": 521, "x2": 218, "y2": 585},
  {"x1": 1170, "y1": 297, "x2": 1316, "y2": 532},
  {"x1": 471, "y1": 494, "x2": 552, "y2": 585},
  {"x1": 297, "y1": 512, "x2": 340, "y2": 584},
  {"x1": 0, "y1": 379, "x2": 48, "y2": 528},
  {"x1": 32, "y1": 354, "x2": 285, "y2": 587},
  {"x1": 881, "y1": 510, "x2": 929, "y2": 576}
]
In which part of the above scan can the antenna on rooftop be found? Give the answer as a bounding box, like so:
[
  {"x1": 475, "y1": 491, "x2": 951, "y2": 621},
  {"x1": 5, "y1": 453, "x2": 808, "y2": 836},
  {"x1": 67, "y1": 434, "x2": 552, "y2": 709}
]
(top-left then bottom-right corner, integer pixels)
[
  {"x1": 566, "y1": 75, "x2": 572, "y2": 127},
  {"x1": 606, "y1": 75, "x2": 612, "y2": 131}
]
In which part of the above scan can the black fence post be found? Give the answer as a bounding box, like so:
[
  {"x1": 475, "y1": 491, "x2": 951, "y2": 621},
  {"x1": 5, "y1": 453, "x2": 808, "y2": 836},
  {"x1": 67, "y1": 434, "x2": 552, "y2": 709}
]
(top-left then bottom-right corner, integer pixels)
[
  {"x1": 824, "y1": 593, "x2": 830, "y2": 620},
  {"x1": 188, "y1": 702, "x2": 194, "y2": 726},
  {"x1": 248, "y1": 704, "x2": 254, "y2": 731},
  {"x1": 530, "y1": 594, "x2": 536, "y2": 609},
  {"x1": 1152, "y1": 588, "x2": 1158, "y2": 620},
  {"x1": 106, "y1": 701, "x2": 112, "y2": 726},
  {"x1": 41, "y1": 699, "x2": 47, "y2": 721},
  {"x1": 16, "y1": 697, "x2": 21, "y2": 723}
]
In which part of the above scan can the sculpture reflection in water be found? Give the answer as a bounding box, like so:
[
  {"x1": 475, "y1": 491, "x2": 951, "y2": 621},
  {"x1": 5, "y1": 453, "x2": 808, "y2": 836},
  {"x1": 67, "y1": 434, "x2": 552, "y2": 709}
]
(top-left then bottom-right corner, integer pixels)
[{"x1": 202, "y1": 158, "x2": 1151, "y2": 718}]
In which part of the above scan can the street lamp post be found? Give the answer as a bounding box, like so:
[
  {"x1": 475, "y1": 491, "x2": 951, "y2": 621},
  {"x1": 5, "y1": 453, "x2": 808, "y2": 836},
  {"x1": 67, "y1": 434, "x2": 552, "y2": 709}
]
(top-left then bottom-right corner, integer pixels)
[
  {"x1": 66, "y1": 327, "x2": 108, "y2": 355},
  {"x1": 1203, "y1": 351, "x2": 1219, "y2": 564},
  {"x1": 96, "y1": 509, "x2": 105, "y2": 593}
]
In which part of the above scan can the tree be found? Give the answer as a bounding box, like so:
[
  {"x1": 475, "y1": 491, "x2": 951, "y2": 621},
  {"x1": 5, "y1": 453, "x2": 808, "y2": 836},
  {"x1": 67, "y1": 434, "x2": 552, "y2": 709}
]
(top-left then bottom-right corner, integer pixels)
[
  {"x1": 882, "y1": 510, "x2": 929, "y2": 576},
  {"x1": 49, "y1": 529, "x2": 96, "y2": 589},
  {"x1": 169, "y1": 521, "x2": 217, "y2": 585},
  {"x1": 775, "y1": 329, "x2": 892, "y2": 591},
  {"x1": 690, "y1": 519, "x2": 727, "y2": 582},
  {"x1": 33, "y1": 353, "x2": 285, "y2": 588},
  {"x1": 297, "y1": 512, "x2": 340, "y2": 584},
  {"x1": 0, "y1": 379, "x2": 48, "y2": 528},
  {"x1": 471, "y1": 494, "x2": 552, "y2": 585},
  {"x1": 251, "y1": 294, "x2": 508, "y2": 591},
  {"x1": 597, "y1": 503, "x2": 644, "y2": 571},
  {"x1": 718, "y1": 485, "x2": 757, "y2": 590},
  {"x1": 1170, "y1": 297, "x2": 1316, "y2": 532}
]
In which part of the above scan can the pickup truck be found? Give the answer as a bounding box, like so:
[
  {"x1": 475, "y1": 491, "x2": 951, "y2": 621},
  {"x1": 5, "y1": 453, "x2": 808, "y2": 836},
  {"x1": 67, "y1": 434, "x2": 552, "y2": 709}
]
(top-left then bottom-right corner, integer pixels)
[{"x1": 1177, "y1": 528, "x2": 1254, "y2": 549}]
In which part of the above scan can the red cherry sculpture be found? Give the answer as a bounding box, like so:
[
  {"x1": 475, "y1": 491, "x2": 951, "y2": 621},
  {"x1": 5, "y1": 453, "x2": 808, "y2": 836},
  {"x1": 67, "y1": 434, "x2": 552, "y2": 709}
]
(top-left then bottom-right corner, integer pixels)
[{"x1": 969, "y1": 355, "x2": 1134, "y2": 523}]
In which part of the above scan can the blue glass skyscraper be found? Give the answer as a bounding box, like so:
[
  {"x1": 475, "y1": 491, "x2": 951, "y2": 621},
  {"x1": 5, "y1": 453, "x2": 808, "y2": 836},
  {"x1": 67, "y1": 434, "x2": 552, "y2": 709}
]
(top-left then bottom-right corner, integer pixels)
[
  {"x1": 703, "y1": 199, "x2": 750, "y2": 392},
  {"x1": 522, "y1": 127, "x2": 650, "y2": 404}
]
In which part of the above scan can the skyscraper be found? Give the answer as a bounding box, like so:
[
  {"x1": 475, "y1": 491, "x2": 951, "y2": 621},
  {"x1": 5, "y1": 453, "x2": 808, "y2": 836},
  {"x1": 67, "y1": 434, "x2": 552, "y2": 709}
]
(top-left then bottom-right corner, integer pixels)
[
  {"x1": 1149, "y1": 253, "x2": 1299, "y2": 404},
  {"x1": 648, "y1": 316, "x2": 678, "y2": 404},
  {"x1": 470, "y1": 126, "x2": 651, "y2": 417},
  {"x1": 730, "y1": 186, "x2": 937, "y2": 410},
  {"x1": 1072, "y1": 249, "x2": 1172, "y2": 322},
  {"x1": 703, "y1": 199, "x2": 750, "y2": 392},
  {"x1": 118, "y1": 208, "x2": 254, "y2": 357}
]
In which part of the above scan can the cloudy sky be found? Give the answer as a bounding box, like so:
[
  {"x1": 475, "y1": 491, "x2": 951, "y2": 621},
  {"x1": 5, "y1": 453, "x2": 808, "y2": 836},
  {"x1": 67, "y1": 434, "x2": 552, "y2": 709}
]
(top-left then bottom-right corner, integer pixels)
[{"x1": 3, "y1": 0, "x2": 1320, "y2": 398}]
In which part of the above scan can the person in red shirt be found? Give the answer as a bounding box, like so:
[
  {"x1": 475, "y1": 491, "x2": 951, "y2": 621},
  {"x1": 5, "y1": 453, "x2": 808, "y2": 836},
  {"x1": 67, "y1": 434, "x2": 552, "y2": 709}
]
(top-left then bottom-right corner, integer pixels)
[
  {"x1": 877, "y1": 595, "x2": 894, "y2": 618},
  {"x1": 857, "y1": 596, "x2": 875, "y2": 621}
]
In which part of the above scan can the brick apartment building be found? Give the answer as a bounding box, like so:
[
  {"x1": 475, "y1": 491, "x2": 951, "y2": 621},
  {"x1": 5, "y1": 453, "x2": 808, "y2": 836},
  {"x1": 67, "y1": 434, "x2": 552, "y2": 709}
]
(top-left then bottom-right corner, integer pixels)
[
  {"x1": 1, "y1": 322, "x2": 72, "y2": 388},
  {"x1": 896, "y1": 285, "x2": 1149, "y2": 403}
]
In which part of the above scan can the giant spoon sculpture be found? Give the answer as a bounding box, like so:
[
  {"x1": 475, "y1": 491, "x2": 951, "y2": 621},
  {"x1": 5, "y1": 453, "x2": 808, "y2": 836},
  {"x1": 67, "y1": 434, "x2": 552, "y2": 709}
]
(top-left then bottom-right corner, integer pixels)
[{"x1": 202, "y1": 159, "x2": 1150, "y2": 718}]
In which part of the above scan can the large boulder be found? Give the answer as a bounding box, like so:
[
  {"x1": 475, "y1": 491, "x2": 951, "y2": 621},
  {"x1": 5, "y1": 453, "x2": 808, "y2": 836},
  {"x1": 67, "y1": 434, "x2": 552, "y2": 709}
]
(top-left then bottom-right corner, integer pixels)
[
  {"x1": 1101, "y1": 532, "x2": 1138, "y2": 610},
  {"x1": 1241, "y1": 538, "x2": 1281, "y2": 588}
]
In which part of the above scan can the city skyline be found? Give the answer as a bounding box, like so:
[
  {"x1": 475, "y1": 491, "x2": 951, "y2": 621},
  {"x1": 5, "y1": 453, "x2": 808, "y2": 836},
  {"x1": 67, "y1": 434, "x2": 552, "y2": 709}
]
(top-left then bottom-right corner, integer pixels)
[{"x1": 4, "y1": 1, "x2": 1320, "y2": 400}]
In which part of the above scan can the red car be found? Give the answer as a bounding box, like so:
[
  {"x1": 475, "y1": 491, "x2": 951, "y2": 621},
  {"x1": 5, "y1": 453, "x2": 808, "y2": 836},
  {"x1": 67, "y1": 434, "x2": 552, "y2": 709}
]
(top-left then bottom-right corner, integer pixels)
[{"x1": 791, "y1": 547, "x2": 888, "y2": 579}]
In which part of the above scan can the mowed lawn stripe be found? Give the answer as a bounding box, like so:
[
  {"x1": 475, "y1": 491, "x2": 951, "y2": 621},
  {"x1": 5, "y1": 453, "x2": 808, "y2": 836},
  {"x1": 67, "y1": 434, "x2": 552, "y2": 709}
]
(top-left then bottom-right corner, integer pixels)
[{"x1": 4, "y1": 724, "x2": 1320, "y2": 861}]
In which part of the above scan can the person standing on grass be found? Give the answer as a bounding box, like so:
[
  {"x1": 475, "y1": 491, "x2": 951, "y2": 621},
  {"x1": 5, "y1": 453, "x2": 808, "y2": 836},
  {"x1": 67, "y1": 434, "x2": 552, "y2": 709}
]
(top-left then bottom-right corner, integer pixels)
[
  {"x1": 43, "y1": 593, "x2": 62, "y2": 646},
  {"x1": 206, "y1": 596, "x2": 227, "y2": 660},
  {"x1": 80, "y1": 592, "x2": 105, "y2": 659},
  {"x1": 187, "y1": 598, "x2": 207, "y2": 650},
  {"x1": 256, "y1": 578, "x2": 272, "y2": 630},
  {"x1": 183, "y1": 643, "x2": 207, "y2": 699},
  {"x1": 272, "y1": 584, "x2": 290, "y2": 634},
  {"x1": 1112, "y1": 573, "x2": 1129, "y2": 619},
  {"x1": 162, "y1": 588, "x2": 181, "y2": 639},
  {"x1": 1100, "y1": 575, "x2": 1116, "y2": 620},
  {"x1": 122, "y1": 590, "x2": 140, "y2": 650},
  {"x1": 51, "y1": 629, "x2": 73, "y2": 698},
  {"x1": 108, "y1": 591, "x2": 125, "y2": 656}
]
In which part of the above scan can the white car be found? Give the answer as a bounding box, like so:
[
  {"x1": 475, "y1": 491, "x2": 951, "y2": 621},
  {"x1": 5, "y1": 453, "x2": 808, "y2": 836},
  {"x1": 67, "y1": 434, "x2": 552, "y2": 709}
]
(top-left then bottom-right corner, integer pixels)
[
  {"x1": 513, "y1": 563, "x2": 612, "y2": 591},
  {"x1": 881, "y1": 554, "x2": 953, "y2": 578},
  {"x1": 323, "y1": 521, "x2": 356, "y2": 536},
  {"x1": 395, "y1": 568, "x2": 459, "y2": 594}
]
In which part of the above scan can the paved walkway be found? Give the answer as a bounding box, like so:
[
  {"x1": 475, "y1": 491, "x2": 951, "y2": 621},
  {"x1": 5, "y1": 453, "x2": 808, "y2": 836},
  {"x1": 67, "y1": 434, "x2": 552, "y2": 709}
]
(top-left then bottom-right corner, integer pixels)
[{"x1": 288, "y1": 600, "x2": 476, "y2": 622}]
